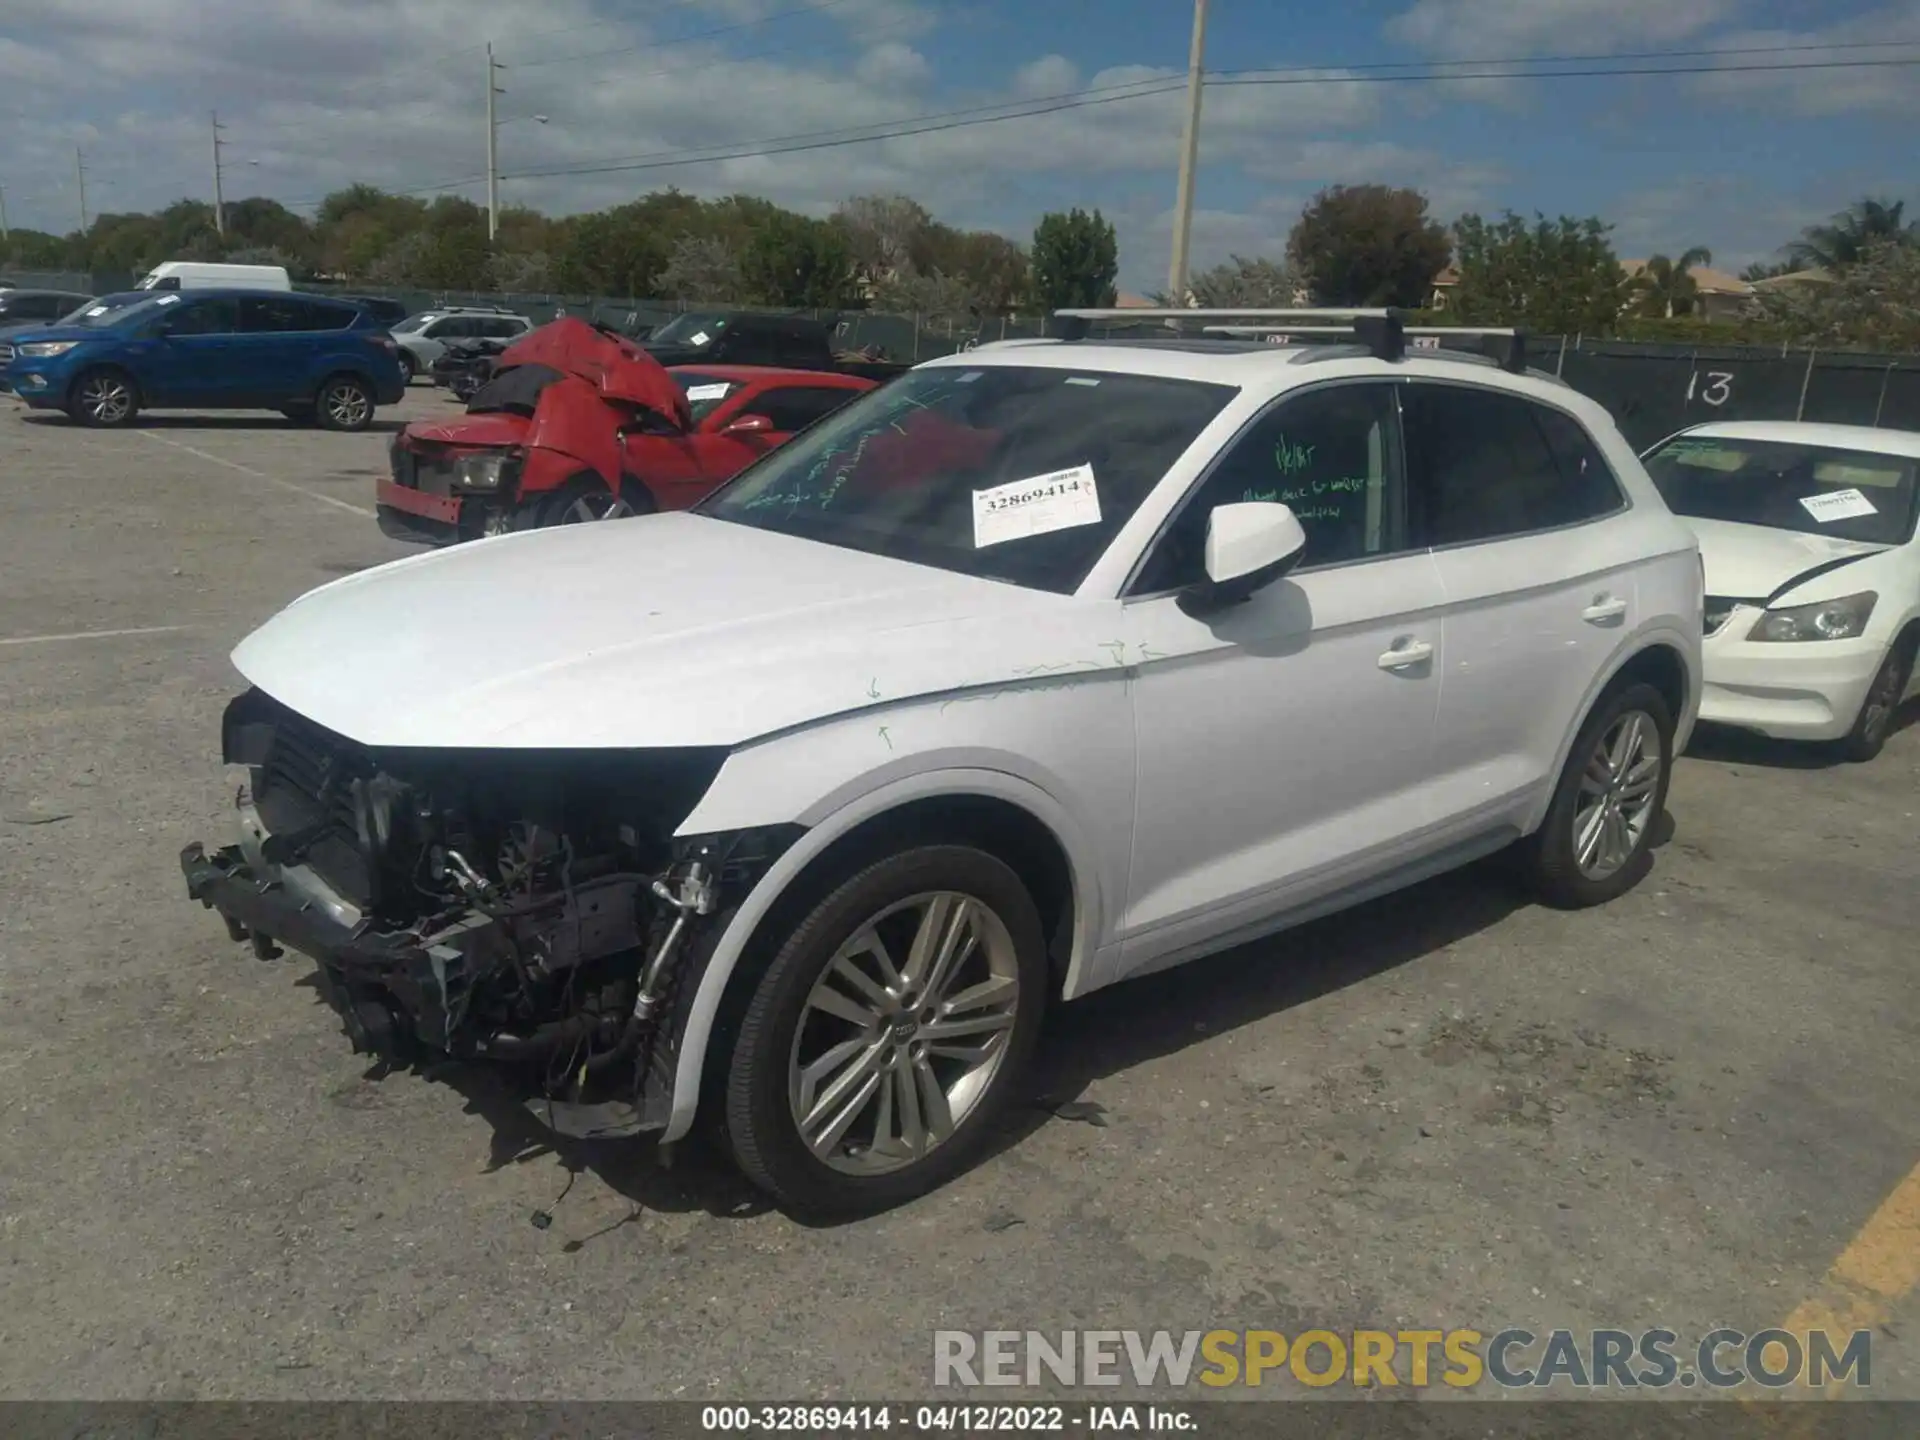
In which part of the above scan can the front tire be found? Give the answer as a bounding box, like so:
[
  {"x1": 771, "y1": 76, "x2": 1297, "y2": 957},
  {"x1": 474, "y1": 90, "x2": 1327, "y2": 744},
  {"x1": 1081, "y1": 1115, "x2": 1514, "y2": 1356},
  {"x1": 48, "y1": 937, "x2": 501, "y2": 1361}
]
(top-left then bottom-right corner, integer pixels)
[
  {"x1": 723, "y1": 845, "x2": 1048, "y2": 1216},
  {"x1": 66, "y1": 367, "x2": 138, "y2": 427},
  {"x1": 536, "y1": 474, "x2": 653, "y2": 527},
  {"x1": 1837, "y1": 642, "x2": 1913, "y2": 763},
  {"x1": 1519, "y1": 679, "x2": 1674, "y2": 909},
  {"x1": 315, "y1": 374, "x2": 375, "y2": 432},
  {"x1": 397, "y1": 351, "x2": 416, "y2": 385}
]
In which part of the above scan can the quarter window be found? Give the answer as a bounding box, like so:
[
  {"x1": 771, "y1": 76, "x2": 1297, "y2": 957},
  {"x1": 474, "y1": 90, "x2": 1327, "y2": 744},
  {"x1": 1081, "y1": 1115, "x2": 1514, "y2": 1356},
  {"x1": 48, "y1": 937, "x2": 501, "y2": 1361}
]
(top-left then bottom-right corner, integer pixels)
[
  {"x1": 1402, "y1": 385, "x2": 1622, "y2": 547},
  {"x1": 1132, "y1": 383, "x2": 1406, "y2": 594}
]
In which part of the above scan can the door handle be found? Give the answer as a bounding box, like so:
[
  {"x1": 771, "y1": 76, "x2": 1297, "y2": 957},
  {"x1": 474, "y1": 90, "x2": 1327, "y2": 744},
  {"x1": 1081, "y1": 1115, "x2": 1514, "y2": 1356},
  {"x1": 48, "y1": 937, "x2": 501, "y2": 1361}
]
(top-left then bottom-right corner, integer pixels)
[
  {"x1": 1582, "y1": 596, "x2": 1629, "y2": 624},
  {"x1": 1378, "y1": 639, "x2": 1434, "y2": 670}
]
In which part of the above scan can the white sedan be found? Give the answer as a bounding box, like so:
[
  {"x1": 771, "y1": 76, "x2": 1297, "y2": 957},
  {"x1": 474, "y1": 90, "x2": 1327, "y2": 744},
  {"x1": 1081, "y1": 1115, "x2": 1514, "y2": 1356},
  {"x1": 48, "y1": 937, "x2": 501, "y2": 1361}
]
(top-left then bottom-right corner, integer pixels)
[
  {"x1": 1642, "y1": 421, "x2": 1920, "y2": 761},
  {"x1": 182, "y1": 312, "x2": 1702, "y2": 1213}
]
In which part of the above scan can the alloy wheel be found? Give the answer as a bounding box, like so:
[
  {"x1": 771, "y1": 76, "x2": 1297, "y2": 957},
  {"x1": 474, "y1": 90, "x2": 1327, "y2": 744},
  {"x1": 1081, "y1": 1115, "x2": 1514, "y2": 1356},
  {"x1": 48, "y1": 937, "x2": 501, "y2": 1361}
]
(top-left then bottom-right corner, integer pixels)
[
  {"x1": 1572, "y1": 708, "x2": 1662, "y2": 880},
  {"x1": 787, "y1": 891, "x2": 1021, "y2": 1176},
  {"x1": 79, "y1": 375, "x2": 132, "y2": 424},
  {"x1": 323, "y1": 382, "x2": 371, "y2": 429},
  {"x1": 562, "y1": 492, "x2": 634, "y2": 523}
]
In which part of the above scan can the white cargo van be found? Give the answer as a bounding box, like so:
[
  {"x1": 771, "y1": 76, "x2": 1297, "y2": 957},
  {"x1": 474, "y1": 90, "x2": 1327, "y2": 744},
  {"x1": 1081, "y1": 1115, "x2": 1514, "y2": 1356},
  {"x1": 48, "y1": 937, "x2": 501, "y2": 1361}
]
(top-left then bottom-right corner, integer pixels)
[{"x1": 136, "y1": 261, "x2": 292, "y2": 292}]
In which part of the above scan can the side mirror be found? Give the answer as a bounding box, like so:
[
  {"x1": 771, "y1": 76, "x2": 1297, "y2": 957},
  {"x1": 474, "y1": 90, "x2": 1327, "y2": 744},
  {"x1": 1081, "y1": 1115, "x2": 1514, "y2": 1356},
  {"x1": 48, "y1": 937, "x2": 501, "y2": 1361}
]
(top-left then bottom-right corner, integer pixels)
[
  {"x1": 723, "y1": 413, "x2": 774, "y2": 436},
  {"x1": 1178, "y1": 502, "x2": 1309, "y2": 618}
]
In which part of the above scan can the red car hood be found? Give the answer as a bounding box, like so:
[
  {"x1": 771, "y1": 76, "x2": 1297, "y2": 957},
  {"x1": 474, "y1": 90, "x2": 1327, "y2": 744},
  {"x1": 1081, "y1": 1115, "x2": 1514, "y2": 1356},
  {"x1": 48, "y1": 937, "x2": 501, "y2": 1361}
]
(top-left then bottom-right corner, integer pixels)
[
  {"x1": 403, "y1": 411, "x2": 531, "y2": 448},
  {"x1": 494, "y1": 317, "x2": 690, "y2": 427}
]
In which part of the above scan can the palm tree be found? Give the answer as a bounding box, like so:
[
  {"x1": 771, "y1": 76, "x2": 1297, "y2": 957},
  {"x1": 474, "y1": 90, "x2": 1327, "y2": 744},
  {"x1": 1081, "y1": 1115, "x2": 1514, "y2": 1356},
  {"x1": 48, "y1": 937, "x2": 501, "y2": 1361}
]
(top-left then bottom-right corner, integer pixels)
[
  {"x1": 1632, "y1": 247, "x2": 1713, "y2": 318},
  {"x1": 1786, "y1": 197, "x2": 1918, "y2": 271}
]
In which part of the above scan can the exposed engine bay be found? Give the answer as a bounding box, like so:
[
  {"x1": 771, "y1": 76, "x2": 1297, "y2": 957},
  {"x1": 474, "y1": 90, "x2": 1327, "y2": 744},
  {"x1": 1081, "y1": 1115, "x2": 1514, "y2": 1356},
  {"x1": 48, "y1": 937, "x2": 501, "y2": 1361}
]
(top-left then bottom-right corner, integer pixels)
[{"x1": 181, "y1": 688, "x2": 797, "y2": 1139}]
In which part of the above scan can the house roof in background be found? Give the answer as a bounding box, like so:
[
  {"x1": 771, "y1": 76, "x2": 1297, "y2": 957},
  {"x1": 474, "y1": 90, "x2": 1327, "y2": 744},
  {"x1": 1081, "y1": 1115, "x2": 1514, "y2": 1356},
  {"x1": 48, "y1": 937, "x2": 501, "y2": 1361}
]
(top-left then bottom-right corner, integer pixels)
[{"x1": 1619, "y1": 259, "x2": 1754, "y2": 296}]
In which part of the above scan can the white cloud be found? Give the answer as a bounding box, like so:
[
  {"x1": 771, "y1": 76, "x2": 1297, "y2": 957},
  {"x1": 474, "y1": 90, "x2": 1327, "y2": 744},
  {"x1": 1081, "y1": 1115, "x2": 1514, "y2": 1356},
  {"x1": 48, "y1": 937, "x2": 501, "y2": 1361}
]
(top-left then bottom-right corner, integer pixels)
[
  {"x1": 855, "y1": 41, "x2": 931, "y2": 90},
  {"x1": 1386, "y1": 0, "x2": 1746, "y2": 56},
  {"x1": 1014, "y1": 55, "x2": 1080, "y2": 96},
  {"x1": 1685, "y1": 3, "x2": 1920, "y2": 116}
]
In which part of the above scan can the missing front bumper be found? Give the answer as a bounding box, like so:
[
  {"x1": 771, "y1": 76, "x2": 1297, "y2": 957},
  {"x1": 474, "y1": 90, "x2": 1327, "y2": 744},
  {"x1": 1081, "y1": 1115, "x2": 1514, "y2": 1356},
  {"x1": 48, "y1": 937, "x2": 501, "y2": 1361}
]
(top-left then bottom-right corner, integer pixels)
[{"x1": 179, "y1": 840, "x2": 678, "y2": 1138}]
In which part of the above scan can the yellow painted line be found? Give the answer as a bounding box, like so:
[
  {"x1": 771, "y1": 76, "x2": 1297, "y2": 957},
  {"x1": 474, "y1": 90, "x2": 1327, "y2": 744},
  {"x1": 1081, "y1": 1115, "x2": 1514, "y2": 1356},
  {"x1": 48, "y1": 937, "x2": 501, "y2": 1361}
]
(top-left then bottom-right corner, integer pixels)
[{"x1": 1760, "y1": 1157, "x2": 1920, "y2": 1418}]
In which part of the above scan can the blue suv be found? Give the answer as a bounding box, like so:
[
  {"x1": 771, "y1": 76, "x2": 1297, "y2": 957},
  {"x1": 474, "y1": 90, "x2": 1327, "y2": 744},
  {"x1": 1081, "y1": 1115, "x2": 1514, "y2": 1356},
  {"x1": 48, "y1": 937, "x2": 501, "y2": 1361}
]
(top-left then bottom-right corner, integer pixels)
[{"x1": 3, "y1": 289, "x2": 406, "y2": 430}]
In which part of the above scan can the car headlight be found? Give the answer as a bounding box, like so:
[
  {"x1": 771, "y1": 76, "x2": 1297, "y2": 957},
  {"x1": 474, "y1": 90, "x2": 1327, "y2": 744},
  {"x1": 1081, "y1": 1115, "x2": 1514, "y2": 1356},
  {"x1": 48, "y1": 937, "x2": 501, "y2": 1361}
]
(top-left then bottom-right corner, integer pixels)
[
  {"x1": 452, "y1": 453, "x2": 516, "y2": 491},
  {"x1": 16, "y1": 340, "x2": 82, "y2": 358},
  {"x1": 1747, "y1": 591, "x2": 1877, "y2": 643}
]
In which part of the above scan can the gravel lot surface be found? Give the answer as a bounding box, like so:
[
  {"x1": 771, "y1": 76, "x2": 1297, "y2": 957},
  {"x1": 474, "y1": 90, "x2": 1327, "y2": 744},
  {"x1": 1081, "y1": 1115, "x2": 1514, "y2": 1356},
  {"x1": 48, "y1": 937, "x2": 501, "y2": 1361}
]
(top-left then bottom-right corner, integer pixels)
[{"x1": 1, "y1": 390, "x2": 1914, "y2": 1403}]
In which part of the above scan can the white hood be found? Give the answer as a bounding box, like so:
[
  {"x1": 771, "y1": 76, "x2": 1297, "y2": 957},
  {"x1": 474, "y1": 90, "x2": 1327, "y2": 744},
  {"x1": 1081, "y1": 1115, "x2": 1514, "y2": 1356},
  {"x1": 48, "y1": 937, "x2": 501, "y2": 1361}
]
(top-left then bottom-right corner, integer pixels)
[
  {"x1": 1686, "y1": 518, "x2": 1887, "y2": 602},
  {"x1": 232, "y1": 512, "x2": 1116, "y2": 749}
]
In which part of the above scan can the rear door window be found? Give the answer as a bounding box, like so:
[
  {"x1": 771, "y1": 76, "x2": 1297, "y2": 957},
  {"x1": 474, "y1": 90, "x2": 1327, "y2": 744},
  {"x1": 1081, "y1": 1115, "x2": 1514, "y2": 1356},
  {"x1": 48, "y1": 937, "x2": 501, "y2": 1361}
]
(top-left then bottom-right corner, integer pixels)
[
  {"x1": 298, "y1": 300, "x2": 358, "y2": 331},
  {"x1": 1402, "y1": 384, "x2": 1623, "y2": 547},
  {"x1": 165, "y1": 298, "x2": 238, "y2": 336},
  {"x1": 239, "y1": 296, "x2": 305, "y2": 333}
]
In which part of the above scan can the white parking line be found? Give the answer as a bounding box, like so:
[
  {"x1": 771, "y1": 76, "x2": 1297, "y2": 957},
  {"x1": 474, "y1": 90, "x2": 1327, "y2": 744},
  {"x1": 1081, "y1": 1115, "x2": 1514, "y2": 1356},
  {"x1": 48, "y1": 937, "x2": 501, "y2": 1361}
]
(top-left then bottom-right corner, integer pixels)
[
  {"x1": 135, "y1": 430, "x2": 375, "y2": 518},
  {"x1": 0, "y1": 624, "x2": 191, "y2": 648}
]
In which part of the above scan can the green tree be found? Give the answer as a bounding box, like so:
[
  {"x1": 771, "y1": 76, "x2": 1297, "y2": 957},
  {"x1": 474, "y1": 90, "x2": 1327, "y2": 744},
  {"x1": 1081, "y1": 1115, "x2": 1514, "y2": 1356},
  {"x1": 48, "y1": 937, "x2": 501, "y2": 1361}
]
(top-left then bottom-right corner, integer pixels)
[
  {"x1": 835, "y1": 193, "x2": 936, "y2": 287},
  {"x1": 551, "y1": 203, "x2": 670, "y2": 297},
  {"x1": 1285, "y1": 184, "x2": 1450, "y2": 307},
  {"x1": 740, "y1": 211, "x2": 857, "y2": 307},
  {"x1": 1030, "y1": 208, "x2": 1118, "y2": 310},
  {"x1": 1630, "y1": 247, "x2": 1713, "y2": 318},
  {"x1": 657, "y1": 234, "x2": 743, "y2": 302},
  {"x1": 1157, "y1": 253, "x2": 1298, "y2": 307},
  {"x1": 928, "y1": 229, "x2": 1030, "y2": 313},
  {"x1": 1451, "y1": 211, "x2": 1627, "y2": 334},
  {"x1": 1757, "y1": 238, "x2": 1920, "y2": 350},
  {"x1": 1787, "y1": 197, "x2": 1917, "y2": 272}
]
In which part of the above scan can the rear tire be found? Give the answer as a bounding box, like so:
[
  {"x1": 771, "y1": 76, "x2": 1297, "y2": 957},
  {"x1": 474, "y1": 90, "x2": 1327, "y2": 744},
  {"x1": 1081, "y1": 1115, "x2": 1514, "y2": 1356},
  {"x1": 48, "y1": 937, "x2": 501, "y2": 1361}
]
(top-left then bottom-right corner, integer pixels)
[
  {"x1": 66, "y1": 367, "x2": 138, "y2": 427},
  {"x1": 723, "y1": 844, "x2": 1048, "y2": 1216},
  {"x1": 1837, "y1": 641, "x2": 1913, "y2": 764},
  {"x1": 315, "y1": 373, "x2": 375, "y2": 432},
  {"x1": 1518, "y1": 680, "x2": 1674, "y2": 910}
]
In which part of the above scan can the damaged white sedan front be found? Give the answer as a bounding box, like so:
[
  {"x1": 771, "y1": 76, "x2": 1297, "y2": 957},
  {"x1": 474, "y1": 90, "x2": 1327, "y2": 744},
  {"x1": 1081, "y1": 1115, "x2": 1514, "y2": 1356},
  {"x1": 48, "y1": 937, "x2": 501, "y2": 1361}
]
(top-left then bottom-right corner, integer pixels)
[{"x1": 182, "y1": 311, "x2": 1703, "y2": 1214}]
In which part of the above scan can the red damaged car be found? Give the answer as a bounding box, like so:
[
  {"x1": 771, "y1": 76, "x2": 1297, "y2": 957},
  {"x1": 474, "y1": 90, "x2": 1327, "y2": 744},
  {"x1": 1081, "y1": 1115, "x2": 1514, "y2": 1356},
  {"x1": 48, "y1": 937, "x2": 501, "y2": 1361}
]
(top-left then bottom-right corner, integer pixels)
[{"x1": 377, "y1": 318, "x2": 876, "y2": 544}]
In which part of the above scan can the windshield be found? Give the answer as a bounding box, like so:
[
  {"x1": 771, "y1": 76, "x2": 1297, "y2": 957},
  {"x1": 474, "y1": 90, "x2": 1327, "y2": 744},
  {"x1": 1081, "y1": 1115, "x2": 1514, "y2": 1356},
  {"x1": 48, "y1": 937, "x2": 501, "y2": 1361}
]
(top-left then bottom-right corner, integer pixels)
[
  {"x1": 393, "y1": 313, "x2": 437, "y2": 333},
  {"x1": 650, "y1": 313, "x2": 729, "y2": 346},
  {"x1": 1645, "y1": 434, "x2": 1920, "y2": 546},
  {"x1": 675, "y1": 371, "x2": 739, "y2": 422},
  {"x1": 697, "y1": 364, "x2": 1238, "y2": 594},
  {"x1": 64, "y1": 294, "x2": 172, "y2": 329}
]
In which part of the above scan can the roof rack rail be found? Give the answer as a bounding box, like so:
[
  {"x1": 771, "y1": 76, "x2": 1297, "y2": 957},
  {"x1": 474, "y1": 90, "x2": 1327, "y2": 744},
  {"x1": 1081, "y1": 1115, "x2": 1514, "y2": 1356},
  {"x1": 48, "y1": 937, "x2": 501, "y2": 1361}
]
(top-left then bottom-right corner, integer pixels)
[{"x1": 1051, "y1": 307, "x2": 1530, "y2": 374}]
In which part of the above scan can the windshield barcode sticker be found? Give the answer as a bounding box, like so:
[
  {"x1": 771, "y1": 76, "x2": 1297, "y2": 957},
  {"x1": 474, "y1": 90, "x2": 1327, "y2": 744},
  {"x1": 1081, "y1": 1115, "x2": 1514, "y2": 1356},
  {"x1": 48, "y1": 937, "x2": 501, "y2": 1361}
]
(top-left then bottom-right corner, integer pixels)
[
  {"x1": 685, "y1": 383, "x2": 732, "y2": 401},
  {"x1": 973, "y1": 464, "x2": 1102, "y2": 548},
  {"x1": 1799, "y1": 488, "x2": 1877, "y2": 523}
]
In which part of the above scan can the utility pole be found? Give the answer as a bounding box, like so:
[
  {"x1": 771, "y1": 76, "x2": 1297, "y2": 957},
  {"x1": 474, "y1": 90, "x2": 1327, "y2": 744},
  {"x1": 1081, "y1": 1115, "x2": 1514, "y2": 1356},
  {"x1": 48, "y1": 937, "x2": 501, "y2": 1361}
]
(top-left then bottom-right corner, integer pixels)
[
  {"x1": 75, "y1": 147, "x2": 89, "y2": 233},
  {"x1": 486, "y1": 43, "x2": 504, "y2": 241},
  {"x1": 1165, "y1": 0, "x2": 1209, "y2": 306},
  {"x1": 211, "y1": 110, "x2": 227, "y2": 234},
  {"x1": 0, "y1": 184, "x2": 9, "y2": 242}
]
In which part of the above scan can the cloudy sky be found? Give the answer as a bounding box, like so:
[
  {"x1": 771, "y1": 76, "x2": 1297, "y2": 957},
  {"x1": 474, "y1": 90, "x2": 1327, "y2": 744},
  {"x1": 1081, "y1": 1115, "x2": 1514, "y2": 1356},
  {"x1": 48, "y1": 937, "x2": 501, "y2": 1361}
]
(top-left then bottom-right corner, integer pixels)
[{"x1": 3, "y1": 0, "x2": 1916, "y2": 289}]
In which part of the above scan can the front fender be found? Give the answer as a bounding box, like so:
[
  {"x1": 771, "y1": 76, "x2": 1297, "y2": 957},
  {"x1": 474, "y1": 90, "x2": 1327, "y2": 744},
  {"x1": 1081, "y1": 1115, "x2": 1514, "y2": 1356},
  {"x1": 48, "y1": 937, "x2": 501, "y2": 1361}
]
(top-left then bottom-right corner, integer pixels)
[
  {"x1": 662, "y1": 741, "x2": 1118, "y2": 1145},
  {"x1": 519, "y1": 376, "x2": 623, "y2": 494}
]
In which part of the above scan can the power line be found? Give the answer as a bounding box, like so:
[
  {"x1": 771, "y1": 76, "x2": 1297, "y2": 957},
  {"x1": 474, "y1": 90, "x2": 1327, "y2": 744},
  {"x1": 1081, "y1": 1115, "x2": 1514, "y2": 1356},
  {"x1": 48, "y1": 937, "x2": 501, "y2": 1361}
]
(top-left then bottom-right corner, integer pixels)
[{"x1": 500, "y1": 48, "x2": 1920, "y2": 185}]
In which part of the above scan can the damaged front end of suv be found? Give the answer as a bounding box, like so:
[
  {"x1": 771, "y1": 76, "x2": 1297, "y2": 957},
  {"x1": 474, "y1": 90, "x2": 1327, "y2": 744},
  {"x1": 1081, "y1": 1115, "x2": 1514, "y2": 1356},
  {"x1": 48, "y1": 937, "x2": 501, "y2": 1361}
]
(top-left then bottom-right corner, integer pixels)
[{"x1": 180, "y1": 687, "x2": 797, "y2": 1140}]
